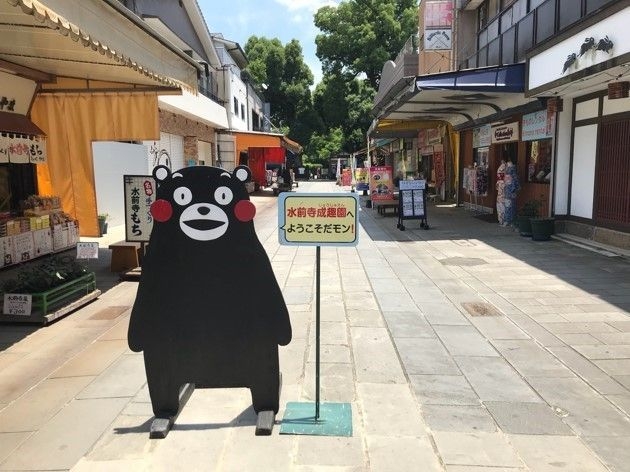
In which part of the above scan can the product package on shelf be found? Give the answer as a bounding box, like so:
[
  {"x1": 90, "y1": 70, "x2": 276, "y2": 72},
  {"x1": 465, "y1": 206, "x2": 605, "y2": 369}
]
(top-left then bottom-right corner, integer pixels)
[
  {"x1": 0, "y1": 236, "x2": 15, "y2": 267},
  {"x1": 13, "y1": 231, "x2": 34, "y2": 263},
  {"x1": 52, "y1": 224, "x2": 69, "y2": 252},
  {"x1": 67, "y1": 221, "x2": 79, "y2": 246},
  {"x1": 32, "y1": 228, "x2": 53, "y2": 257}
]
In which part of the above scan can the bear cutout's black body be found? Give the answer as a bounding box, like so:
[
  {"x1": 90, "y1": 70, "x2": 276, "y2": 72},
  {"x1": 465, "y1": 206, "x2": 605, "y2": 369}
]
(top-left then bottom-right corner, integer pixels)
[{"x1": 128, "y1": 165, "x2": 291, "y2": 421}]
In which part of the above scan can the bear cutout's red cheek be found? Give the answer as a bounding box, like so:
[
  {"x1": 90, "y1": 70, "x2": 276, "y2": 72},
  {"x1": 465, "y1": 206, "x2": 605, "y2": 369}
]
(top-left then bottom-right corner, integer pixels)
[
  {"x1": 234, "y1": 200, "x2": 256, "y2": 222},
  {"x1": 151, "y1": 199, "x2": 173, "y2": 222}
]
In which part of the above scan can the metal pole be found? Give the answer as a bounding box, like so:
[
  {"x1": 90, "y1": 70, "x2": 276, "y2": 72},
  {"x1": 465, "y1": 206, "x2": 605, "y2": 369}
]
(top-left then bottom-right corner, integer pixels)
[{"x1": 315, "y1": 245, "x2": 321, "y2": 420}]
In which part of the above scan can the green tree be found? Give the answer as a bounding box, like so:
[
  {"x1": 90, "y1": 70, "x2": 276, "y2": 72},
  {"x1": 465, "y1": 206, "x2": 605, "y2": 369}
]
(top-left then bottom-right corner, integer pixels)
[
  {"x1": 244, "y1": 36, "x2": 316, "y2": 145},
  {"x1": 314, "y1": 0, "x2": 418, "y2": 89}
]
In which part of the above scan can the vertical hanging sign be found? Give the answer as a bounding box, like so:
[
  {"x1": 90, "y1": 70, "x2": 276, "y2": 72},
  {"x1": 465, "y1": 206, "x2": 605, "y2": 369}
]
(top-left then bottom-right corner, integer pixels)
[{"x1": 124, "y1": 175, "x2": 156, "y2": 242}]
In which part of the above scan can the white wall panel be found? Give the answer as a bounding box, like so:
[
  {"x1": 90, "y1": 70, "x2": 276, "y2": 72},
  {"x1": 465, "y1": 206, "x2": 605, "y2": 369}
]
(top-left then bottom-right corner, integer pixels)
[
  {"x1": 570, "y1": 124, "x2": 597, "y2": 219},
  {"x1": 553, "y1": 98, "x2": 573, "y2": 214},
  {"x1": 93, "y1": 141, "x2": 149, "y2": 228},
  {"x1": 575, "y1": 98, "x2": 599, "y2": 121}
]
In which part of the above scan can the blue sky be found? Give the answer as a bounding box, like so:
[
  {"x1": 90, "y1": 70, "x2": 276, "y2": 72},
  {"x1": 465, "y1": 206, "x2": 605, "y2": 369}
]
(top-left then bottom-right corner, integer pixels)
[{"x1": 197, "y1": 0, "x2": 340, "y2": 86}]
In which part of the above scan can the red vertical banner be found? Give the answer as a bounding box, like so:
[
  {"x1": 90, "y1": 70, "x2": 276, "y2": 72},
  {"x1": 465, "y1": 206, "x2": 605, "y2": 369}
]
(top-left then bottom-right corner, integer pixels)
[{"x1": 433, "y1": 143, "x2": 445, "y2": 189}]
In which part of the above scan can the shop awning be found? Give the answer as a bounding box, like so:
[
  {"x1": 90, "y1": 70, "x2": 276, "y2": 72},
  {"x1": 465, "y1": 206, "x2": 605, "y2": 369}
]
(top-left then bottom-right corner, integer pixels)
[
  {"x1": 0, "y1": 111, "x2": 45, "y2": 136},
  {"x1": 370, "y1": 64, "x2": 542, "y2": 136},
  {"x1": 0, "y1": 0, "x2": 200, "y2": 90},
  {"x1": 280, "y1": 136, "x2": 303, "y2": 154}
]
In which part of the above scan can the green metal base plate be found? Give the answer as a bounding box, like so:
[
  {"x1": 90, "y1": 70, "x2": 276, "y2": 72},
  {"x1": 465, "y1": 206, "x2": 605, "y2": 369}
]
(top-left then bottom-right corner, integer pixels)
[{"x1": 279, "y1": 402, "x2": 352, "y2": 436}]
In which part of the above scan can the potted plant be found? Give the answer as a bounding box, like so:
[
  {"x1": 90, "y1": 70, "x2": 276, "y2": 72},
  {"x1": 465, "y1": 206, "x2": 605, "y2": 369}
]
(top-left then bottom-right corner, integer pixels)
[
  {"x1": 516, "y1": 199, "x2": 541, "y2": 237},
  {"x1": 531, "y1": 214, "x2": 555, "y2": 241},
  {"x1": 98, "y1": 213, "x2": 109, "y2": 236}
]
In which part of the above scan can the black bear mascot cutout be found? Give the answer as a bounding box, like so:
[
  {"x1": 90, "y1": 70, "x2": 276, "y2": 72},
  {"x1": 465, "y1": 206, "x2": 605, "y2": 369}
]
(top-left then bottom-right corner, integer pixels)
[{"x1": 128, "y1": 165, "x2": 292, "y2": 437}]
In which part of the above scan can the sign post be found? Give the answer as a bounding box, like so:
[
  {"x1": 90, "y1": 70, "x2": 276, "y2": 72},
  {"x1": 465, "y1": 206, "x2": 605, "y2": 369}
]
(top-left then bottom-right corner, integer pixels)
[{"x1": 277, "y1": 193, "x2": 358, "y2": 436}]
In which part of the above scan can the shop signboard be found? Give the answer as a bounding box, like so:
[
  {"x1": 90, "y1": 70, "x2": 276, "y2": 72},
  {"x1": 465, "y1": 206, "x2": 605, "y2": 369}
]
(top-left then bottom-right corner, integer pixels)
[
  {"x1": 76, "y1": 242, "x2": 99, "y2": 259},
  {"x1": 425, "y1": 29, "x2": 452, "y2": 50},
  {"x1": 491, "y1": 122, "x2": 520, "y2": 143},
  {"x1": 369, "y1": 166, "x2": 394, "y2": 201},
  {"x1": 355, "y1": 168, "x2": 369, "y2": 191},
  {"x1": 341, "y1": 168, "x2": 352, "y2": 186},
  {"x1": 277, "y1": 193, "x2": 359, "y2": 247},
  {"x1": 3, "y1": 293, "x2": 32, "y2": 316},
  {"x1": 427, "y1": 128, "x2": 441, "y2": 145},
  {"x1": 433, "y1": 144, "x2": 445, "y2": 188},
  {"x1": 399, "y1": 180, "x2": 426, "y2": 218},
  {"x1": 522, "y1": 110, "x2": 554, "y2": 141},
  {"x1": 424, "y1": 0, "x2": 453, "y2": 27},
  {"x1": 473, "y1": 125, "x2": 491, "y2": 148},
  {"x1": 124, "y1": 175, "x2": 157, "y2": 242}
]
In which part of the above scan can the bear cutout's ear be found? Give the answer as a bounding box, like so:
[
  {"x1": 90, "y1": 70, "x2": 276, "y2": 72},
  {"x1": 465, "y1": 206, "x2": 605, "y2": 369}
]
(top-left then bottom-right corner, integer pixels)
[
  {"x1": 153, "y1": 165, "x2": 171, "y2": 182},
  {"x1": 233, "y1": 166, "x2": 251, "y2": 183}
]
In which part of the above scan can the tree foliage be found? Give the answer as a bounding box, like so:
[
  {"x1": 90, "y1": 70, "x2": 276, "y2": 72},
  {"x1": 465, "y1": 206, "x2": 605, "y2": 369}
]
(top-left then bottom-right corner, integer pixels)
[
  {"x1": 243, "y1": 36, "x2": 316, "y2": 146},
  {"x1": 314, "y1": 0, "x2": 418, "y2": 89},
  {"x1": 241, "y1": 0, "x2": 418, "y2": 162}
]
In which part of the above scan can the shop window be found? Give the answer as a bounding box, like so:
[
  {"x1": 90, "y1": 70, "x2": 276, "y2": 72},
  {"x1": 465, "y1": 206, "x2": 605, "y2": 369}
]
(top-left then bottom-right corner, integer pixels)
[{"x1": 526, "y1": 139, "x2": 552, "y2": 183}]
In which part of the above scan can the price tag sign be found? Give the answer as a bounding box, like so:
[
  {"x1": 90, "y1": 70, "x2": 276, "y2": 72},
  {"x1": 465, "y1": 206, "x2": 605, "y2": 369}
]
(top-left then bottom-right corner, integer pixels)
[
  {"x1": 3, "y1": 293, "x2": 32, "y2": 316},
  {"x1": 76, "y1": 242, "x2": 99, "y2": 259}
]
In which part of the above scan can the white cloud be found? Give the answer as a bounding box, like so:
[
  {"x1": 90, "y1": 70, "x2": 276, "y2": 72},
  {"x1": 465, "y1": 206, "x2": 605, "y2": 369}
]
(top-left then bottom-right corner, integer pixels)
[{"x1": 274, "y1": 0, "x2": 339, "y2": 12}]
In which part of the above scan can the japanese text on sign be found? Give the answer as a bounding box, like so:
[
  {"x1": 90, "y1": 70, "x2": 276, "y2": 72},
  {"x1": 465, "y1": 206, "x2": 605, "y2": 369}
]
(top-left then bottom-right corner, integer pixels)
[
  {"x1": 278, "y1": 193, "x2": 359, "y2": 246},
  {"x1": 124, "y1": 175, "x2": 156, "y2": 242},
  {"x1": 3, "y1": 293, "x2": 32, "y2": 316}
]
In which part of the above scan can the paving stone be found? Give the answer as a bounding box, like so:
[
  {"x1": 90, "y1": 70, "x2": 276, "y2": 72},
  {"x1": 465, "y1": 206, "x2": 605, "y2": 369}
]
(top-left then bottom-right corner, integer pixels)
[
  {"x1": 594, "y1": 359, "x2": 630, "y2": 376},
  {"x1": 572, "y1": 344, "x2": 630, "y2": 360},
  {"x1": 367, "y1": 435, "x2": 442, "y2": 472},
  {"x1": 542, "y1": 322, "x2": 620, "y2": 334},
  {"x1": 454, "y1": 356, "x2": 541, "y2": 403},
  {"x1": 303, "y1": 362, "x2": 355, "y2": 403},
  {"x1": 592, "y1": 332, "x2": 630, "y2": 345},
  {"x1": 467, "y1": 316, "x2": 529, "y2": 340},
  {"x1": 296, "y1": 436, "x2": 365, "y2": 468},
  {"x1": 484, "y1": 401, "x2": 572, "y2": 435},
  {"x1": 310, "y1": 321, "x2": 348, "y2": 345},
  {"x1": 409, "y1": 375, "x2": 480, "y2": 406},
  {"x1": 527, "y1": 377, "x2": 630, "y2": 436},
  {"x1": 396, "y1": 338, "x2": 461, "y2": 375},
  {"x1": 583, "y1": 435, "x2": 630, "y2": 472},
  {"x1": 446, "y1": 466, "x2": 526, "y2": 472},
  {"x1": 422, "y1": 404, "x2": 497, "y2": 433},
  {"x1": 606, "y1": 394, "x2": 630, "y2": 415},
  {"x1": 346, "y1": 309, "x2": 384, "y2": 327},
  {"x1": 432, "y1": 431, "x2": 523, "y2": 467},
  {"x1": 374, "y1": 291, "x2": 418, "y2": 311},
  {"x1": 418, "y1": 301, "x2": 471, "y2": 326},
  {"x1": 433, "y1": 325, "x2": 499, "y2": 357},
  {"x1": 357, "y1": 383, "x2": 426, "y2": 437},
  {"x1": 50, "y1": 339, "x2": 129, "y2": 378},
  {"x1": 491, "y1": 340, "x2": 573, "y2": 378},
  {"x1": 0, "y1": 397, "x2": 128, "y2": 470},
  {"x1": 508, "y1": 434, "x2": 609, "y2": 471},
  {"x1": 0, "y1": 432, "x2": 29, "y2": 464},
  {"x1": 381, "y1": 311, "x2": 436, "y2": 338},
  {"x1": 350, "y1": 327, "x2": 406, "y2": 384},
  {"x1": 77, "y1": 353, "x2": 146, "y2": 399},
  {"x1": 556, "y1": 333, "x2": 603, "y2": 345},
  {"x1": 548, "y1": 346, "x2": 628, "y2": 395},
  {"x1": 0, "y1": 376, "x2": 94, "y2": 433},
  {"x1": 307, "y1": 343, "x2": 352, "y2": 364}
]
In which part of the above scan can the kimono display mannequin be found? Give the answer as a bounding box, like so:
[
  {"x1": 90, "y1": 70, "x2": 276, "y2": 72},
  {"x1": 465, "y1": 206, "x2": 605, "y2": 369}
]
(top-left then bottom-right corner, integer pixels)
[
  {"x1": 503, "y1": 161, "x2": 520, "y2": 225},
  {"x1": 496, "y1": 160, "x2": 506, "y2": 225}
]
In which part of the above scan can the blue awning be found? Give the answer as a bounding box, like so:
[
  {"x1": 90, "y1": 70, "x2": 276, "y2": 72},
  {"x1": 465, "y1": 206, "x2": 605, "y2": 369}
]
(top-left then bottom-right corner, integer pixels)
[{"x1": 415, "y1": 64, "x2": 525, "y2": 93}]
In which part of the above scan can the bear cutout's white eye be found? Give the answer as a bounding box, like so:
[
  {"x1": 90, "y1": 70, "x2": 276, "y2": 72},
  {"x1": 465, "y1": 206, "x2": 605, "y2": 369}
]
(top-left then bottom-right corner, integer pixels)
[
  {"x1": 214, "y1": 186, "x2": 233, "y2": 205},
  {"x1": 173, "y1": 187, "x2": 193, "y2": 206}
]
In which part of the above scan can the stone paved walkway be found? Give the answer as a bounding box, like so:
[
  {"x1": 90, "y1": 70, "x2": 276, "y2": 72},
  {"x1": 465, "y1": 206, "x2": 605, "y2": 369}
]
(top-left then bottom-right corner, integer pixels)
[{"x1": 1, "y1": 180, "x2": 629, "y2": 471}]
